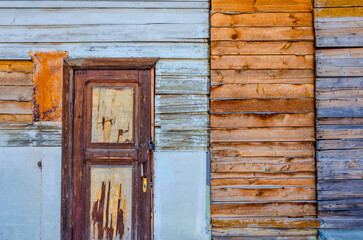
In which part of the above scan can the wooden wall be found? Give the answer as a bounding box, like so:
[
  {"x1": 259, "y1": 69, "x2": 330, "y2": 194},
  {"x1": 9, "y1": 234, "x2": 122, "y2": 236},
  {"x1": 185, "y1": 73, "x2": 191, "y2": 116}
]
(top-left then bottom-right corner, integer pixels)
[
  {"x1": 315, "y1": 0, "x2": 363, "y2": 229},
  {"x1": 210, "y1": 0, "x2": 318, "y2": 238}
]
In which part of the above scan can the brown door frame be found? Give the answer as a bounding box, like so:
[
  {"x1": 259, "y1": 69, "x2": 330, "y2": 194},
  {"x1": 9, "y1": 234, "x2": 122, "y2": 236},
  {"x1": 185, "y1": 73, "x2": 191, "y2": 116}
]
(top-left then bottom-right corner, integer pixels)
[{"x1": 61, "y1": 58, "x2": 158, "y2": 240}]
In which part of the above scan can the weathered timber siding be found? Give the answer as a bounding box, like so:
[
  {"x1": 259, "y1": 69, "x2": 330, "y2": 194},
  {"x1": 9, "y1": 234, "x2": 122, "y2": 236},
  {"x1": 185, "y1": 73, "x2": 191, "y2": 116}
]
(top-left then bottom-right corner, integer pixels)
[
  {"x1": 315, "y1": 0, "x2": 363, "y2": 229},
  {"x1": 210, "y1": 0, "x2": 317, "y2": 238},
  {"x1": 0, "y1": 1, "x2": 210, "y2": 239},
  {"x1": 0, "y1": 60, "x2": 33, "y2": 125}
]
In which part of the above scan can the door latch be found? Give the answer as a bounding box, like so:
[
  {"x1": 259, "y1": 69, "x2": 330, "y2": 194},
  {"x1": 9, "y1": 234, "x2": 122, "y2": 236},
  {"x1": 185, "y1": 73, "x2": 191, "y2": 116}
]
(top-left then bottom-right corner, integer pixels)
[
  {"x1": 148, "y1": 140, "x2": 156, "y2": 151},
  {"x1": 141, "y1": 159, "x2": 148, "y2": 193}
]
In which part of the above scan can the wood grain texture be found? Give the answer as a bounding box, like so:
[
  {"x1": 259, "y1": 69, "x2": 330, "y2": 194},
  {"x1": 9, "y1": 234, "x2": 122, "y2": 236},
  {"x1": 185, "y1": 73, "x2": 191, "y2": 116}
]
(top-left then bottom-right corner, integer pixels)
[
  {"x1": 315, "y1": 0, "x2": 363, "y2": 7},
  {"x1": 211, "y1": 99, "x2": 314, "y2": 113},
  {"x1": 211, "y1": 41, "x2": 314, "y2": 55},
  {"x1": 211, "y1": 27, "x2": 314, "y2": 41},
  {"x1": 211, "y1": 12, "x2": 312, "y2": 26},
  {"x1": 212, "y1": 217, "x2": 320, "y2": 228},
  {"x1": 211, "y1": 142, "x2": 315, "y2": 157},
  {"x1": 211, "y1": 70, "x2": 314, "y2": 84},
  {"x1": 211, "y1": 113, "x2": 314, "y2": 127},
  {"x1": 211, "y1": 84, "x2": 314, "y2": 98},
  {"x1": 211, "y1": 0, "x2": 313, "y2": 12},
  {"x1": 211, "y1": 127, "x2": 315, "y2": 142}
]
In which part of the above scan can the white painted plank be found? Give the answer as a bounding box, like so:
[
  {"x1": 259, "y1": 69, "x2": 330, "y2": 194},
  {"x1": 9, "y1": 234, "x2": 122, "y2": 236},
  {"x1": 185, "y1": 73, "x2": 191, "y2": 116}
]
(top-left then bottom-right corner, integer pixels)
[
  {"x1": 155, "y1": 95, "x2": 208, "y2": 113},
  {"x1": 0, "y1": 24, "x2": 208, "y2": 43},
  {"x1": 0, "y1": 9, "x2": 208, "y2": 25},
  {"x1": 0, "y1": 147, "x2": 41, "y2": 240},
  {"x1": 155, "y1": 129, "x2": 208, "y2": 149},
  {"x1": 156, "y1": 59, "x2": 209, "y2": 76},
  {"x1": 156, "y1": 76, "x2": 209, "y2": 94},
  {"x1": 0, "y1": 42, "x2": 208, "y2": 60},
  {"x1": 155, "y1": 113, "x2": 208, "y2": 130},
  {"x1": 154, "y1": 151, "x2": 209, "y2": 239},
  {"x1": 0, "y1": 1, "x2": 209, "y2": 8}
]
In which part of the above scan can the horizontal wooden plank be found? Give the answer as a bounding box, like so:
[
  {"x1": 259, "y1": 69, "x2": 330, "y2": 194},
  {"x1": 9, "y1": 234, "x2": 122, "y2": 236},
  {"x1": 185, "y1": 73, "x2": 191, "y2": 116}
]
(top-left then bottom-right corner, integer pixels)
[
  {"x1": 316, "y1": 48, "x2": 363, "y2": 76},
  {"x1": 317, "y1": 117, "x2": 363, "y2": 125},
  {"x1": 212, "y1": 178, "x2": 315, "y2": 188},
  {"x1": 211, "y1": 27, "x2": 314, "y2": 41},
  {"x1": 0, "y1": 86, "x2": 32, "y2": 101},
  {"x1": 317, "y1": 98, "x2": 363, "y2": 108},
  {"x1": 0, "y1": 1, "x2": 210, "y2": 8},
  {"x1": 318, "y1": 189, "x2": 363, "y2": 201},
  {"x1": 318, "y1": 180, "x2": 363, "y2": 191},
  {"x1": 317, "y1": 139, "x2": 363, "y2": 150},
  {"x1": 211, "y1": 127, "x2": 315, "y2": 142},
  {"x1": 212, "y1": 236, "x2": 317, "y2": 240},
  {"x1": 319, "y1": 200, "x2": 363, "y2": 217},
  {"x1": 211, "y1": 202, "x2": 316, "y2": 217},
  {"x1": 156, "y1": 59, "x2": 208, "y2": 76},
  {"x1": 212, "y1": 227, "x2": 317, "y2": 237},
  {"x1": 315, "y1": 7, "x2": 363, "y2": 18},
  {"x1": 211, "y1": 142, "x2": 315, "y2": 157},
  {"x1": 0, "y1": 61, "x2": 33, "y2": 72},
  {"x1": 0, "y1": 100, "x2": 32, "y2": 114},
  {"x1": 155, "y1": 95, "x2": 208, "y2": 113},
  {"x1": 212, "y1": 187, "x2": 315, "y2": 202},
  {"x1": 211, "y1": 0, "x2": 312, "y2": 12},
  {"x1": 0, "y1": 114, "x2": 32, "y2": 124},
  {"x1": 0, "y1": 9, "x2": 208, "y2": 25},
  {"x1": 211, "y1": 99, "x2": 314, "y2": 113},
  {"x1": 155, "y1": 76, "x2": 208, "y2": 95},
  {"x1": 155, "y1": 129, "x2": 208, "y2": 149},
  {"x1": 155, "y1": 113, "x2": 208, "y2": 130},
  {"x1": 316, "y1": 77, "x2": 363, "y2": 88},
  {"x1": 211, "y1": 113, "x2": 314, "y2": 128},
  {"x1": 0, "y1": 124, "x2": 62, "y2": 147},
  {"x1": 0, "y1": 24, "x2": 208, "y2": 43},
  {"x1": 315, "y1": 17, "x2": 363, "y2": 30},
  {"x1": 0, "y1": 71, "x2": 32, "y2": 85},
  {"x1": 317, "y1": 88, "x2": 363, "y2": 98},
  {"x1": 212, "y1": 55, "x2": 314, "y2": 70},
  {"x1": 211, "y1": 84, "x2": 314, "y2": 98},
  {"x1": 315, "y1": 0, "x2": 363, "y2": 7},
  {"x1": 0, "y1": 42, "x2": 208, "y2": 60},
  {"x1": 211, "y1": 12, "x2": 312, "y2": 26},
  {"x1": 317, "y1": 150, "x2": 363, "y2": 159},
  {"x1": 320, "y1": 218, "x2": 363, "y2": 229},
  {"x1": 211, "y1": 41, "x2": 314, "y2": 55},
  {"x1": 211, "y1": 70, "x2": 314, "y2": 84},
  {"x1": 317, "y1": 125, "x2": 363, "y2": 139},
  {"x1": 316, "y1": 34, "x2": 363, "y2": 48},
  {"x1": 317, "y1": 107, "x2": 363, "y2": 118},
  {"x1": 318, "y1": 169, "x2": 363, "y2": 180},
  {"x1": 212, "y1": 172, "x2": 316, "y2": 180},
  {"x1": 211, "y1": 157, "x2": 315, "y2": 173},
  {"x1": 212, "y1": 217, "x2": 320, "y2": 229}
]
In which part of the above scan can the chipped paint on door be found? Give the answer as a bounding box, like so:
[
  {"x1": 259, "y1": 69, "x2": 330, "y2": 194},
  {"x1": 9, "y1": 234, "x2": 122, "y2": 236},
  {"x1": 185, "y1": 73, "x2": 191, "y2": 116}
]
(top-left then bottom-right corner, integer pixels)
[
  {"x1": 91, "y1": 87, "x2": 134, "y2": 143},
  {"x1": 90, "y1": 166, "x2": 132, "y2": 240}
]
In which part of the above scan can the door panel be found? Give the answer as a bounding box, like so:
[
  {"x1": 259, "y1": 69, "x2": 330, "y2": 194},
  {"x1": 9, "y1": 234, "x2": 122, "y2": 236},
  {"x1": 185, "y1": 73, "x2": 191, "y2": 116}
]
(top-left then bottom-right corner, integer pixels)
[{"x1": 71, "y1": 69, "x2": 151, "y2": 240}]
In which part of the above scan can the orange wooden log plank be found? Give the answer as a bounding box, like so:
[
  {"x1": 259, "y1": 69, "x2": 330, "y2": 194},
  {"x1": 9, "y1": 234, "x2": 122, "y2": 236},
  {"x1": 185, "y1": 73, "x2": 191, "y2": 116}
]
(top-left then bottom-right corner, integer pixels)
[
  {"x1": 211, "y1": 0, "x2": 312, "y2": 12},
  {"x1": 30, "y1": 51, "x2": 68, "y2": 122}
]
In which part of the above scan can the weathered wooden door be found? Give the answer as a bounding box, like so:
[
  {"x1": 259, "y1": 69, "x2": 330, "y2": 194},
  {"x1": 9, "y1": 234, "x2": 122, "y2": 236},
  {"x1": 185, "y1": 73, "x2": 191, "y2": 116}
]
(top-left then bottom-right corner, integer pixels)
[{"x1": 62, "y1": 59, "x2": 156, "y2": 240}]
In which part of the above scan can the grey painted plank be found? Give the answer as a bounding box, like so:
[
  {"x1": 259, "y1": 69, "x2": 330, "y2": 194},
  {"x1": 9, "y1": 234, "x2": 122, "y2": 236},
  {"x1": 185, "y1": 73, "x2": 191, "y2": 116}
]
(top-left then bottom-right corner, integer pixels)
[
  {"x1": 317, "y1": 58, "x2": 363, "y2": 68},
  {"x1": 320, "y1": 219, "x2": 363, "y2": 229},
  {"x1": 316, "y1": 88, "x2": 363, "y2": 98},
  {"x1": 0, "y1": 42, "x2": 208, "y2": 60},
  {"x1": 0, "y1": 1, "x2": 209, "y2": 8},
  {"x1": 315, "y1": 18, "x2": 363, "y2": 29},
  {"x1": 317, "y1": 151, "x2": 363, "y2": 159},
  {"x1": 316, "y1": 77, "x2": 363, "y2": 88},
  {"x1": 317, "y1": 139, "x2": 363, "y2": 150},
  {"x1": 0, "y1": 24, "x2": 208, "y2": 43},
  {"x1": 316, "y1": 99, "x2": 363, "y2": 108},
  {"x1": 316, "y1": 37, "x2": 363, "y2": 48},
  {"x1": 155, "y1": 95, "x2": 208, "y2": 113},
  {"x1": 156, "y1": 59, "x2": 209, "y2": 76},
  {"x1": 318, "y1": 180, "x2": 363, "y2": 191},
  {"x1": 0, "y1": 9, "x2": 208, "y2": 25},
  {"x1": 0, "y1": 128, "x2": 62, "y2": 147},
  {"x1": 155, "y1": 113, "x2": 208, "y2": 130},
  {"x1": 318, "y1": 169, "x2": 363, "y2": 180},
  {"x1": 155, "y1": 129, "x2": 208, "y2": 149},
  {"x1": 155, "y1": 76, "x2": 209, "y2": 95},
  {"x1": 317, "y1": 107, "x2": 363, "y2": 117}
]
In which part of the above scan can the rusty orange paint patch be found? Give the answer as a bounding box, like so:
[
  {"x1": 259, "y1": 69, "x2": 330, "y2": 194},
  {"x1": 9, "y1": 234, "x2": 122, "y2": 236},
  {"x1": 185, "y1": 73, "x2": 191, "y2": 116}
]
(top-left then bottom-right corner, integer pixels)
[{"x1": 30, "y1": 51, "x2": 68, "y2": 122}]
